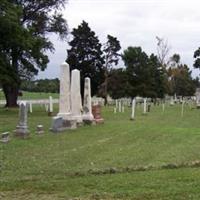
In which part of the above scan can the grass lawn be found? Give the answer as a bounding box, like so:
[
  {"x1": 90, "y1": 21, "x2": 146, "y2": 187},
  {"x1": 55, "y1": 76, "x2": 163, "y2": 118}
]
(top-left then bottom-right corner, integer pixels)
[
  {"x1": 0, "y1": 91, "x2": 59, "y2": 101},
  {"x1": 1, "y1": 103, "x2": 200, "y2": 199}
]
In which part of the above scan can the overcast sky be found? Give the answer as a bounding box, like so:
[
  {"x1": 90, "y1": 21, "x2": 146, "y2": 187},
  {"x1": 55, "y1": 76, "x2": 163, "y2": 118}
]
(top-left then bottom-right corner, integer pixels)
[{"x1": 38, "y1": 0, "x2": 200, "y2": 79}]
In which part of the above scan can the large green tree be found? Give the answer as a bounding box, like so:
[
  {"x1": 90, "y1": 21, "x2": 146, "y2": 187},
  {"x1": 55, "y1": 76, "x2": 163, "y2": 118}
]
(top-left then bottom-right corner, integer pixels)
[
  {"x1": 0, "y1": 0, "x2": 68, "y2": 107},
  {"x1": 122, "y1": 47, "x2": 166, "y2": 98},
  {"x1": 168, "y1": 65, "x2": 195, "y2": 96},
  {"x1": 148, "y1": 54, "x2": 167, "y2": 98},
  {"x1": 107, "y1": 68, "x2": 130, "y2": 99},
  {"x1": 67, "y1": 21, "x2": 105, "y2": 98}
]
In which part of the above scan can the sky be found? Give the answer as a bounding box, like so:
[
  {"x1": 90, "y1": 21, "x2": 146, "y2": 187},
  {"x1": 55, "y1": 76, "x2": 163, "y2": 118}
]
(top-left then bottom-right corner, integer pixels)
[{"x1": 38, "y1": 0, "x2": 200, "y2": 79}]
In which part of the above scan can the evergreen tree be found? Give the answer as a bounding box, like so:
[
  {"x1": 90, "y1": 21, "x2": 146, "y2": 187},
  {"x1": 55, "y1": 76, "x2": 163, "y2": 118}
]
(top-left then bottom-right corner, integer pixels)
[
  {"x1": 67, "y1": 21, "x2": 105, "y2": 97},
  {"x1": 168, "y1": 65, "x2": 195, "y2": 96},
  {"x1": 148, "y1": 54, "x2": 167, "y2": 98},
  {"x1": 107, "y1": 68, "x2": 130, "y2": 99},
  {"x1": 0, "y1": 0, "x2": 68, "y2": 107},
  {"x1": 100, "y1": 35, "x2": 121, "y2": 104},
  {"x1": 122, "y1": 46, "x2": 150, "y2": 98},
  {"x1": 122, "y1": 47, "x2": 166, "y2": 98}
]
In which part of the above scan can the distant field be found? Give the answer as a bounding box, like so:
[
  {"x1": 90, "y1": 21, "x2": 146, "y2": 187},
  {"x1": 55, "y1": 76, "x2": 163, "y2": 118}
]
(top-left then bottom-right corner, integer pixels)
[
  {"x1": 1, "y1": 104, "x2": 200, "y2": 199},
  {"x1": 0, "y1": 91, "x2": 59, "y2": 101}
]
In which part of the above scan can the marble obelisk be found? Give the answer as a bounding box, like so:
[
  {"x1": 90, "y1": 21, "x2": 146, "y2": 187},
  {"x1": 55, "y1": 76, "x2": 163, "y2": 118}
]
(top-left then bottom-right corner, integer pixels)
[
  {"x1": 70, "y1": 69, "x2": 82, "y2": 124},
  {"x1": 57, "y1": 62, "x2": 71, "y2": 120},
  {"x1": 82, "y1": 77, "x2": 94, "y2": 123}
]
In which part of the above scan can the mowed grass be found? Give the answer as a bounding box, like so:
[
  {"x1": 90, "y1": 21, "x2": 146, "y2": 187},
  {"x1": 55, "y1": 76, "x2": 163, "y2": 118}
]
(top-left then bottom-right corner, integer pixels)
[
  {"x1": 1, "y1": 103, "x2": 200, "y2": 199},
  {"x1": 0, "y1": 91, "x2": 59, "y2": 100}
]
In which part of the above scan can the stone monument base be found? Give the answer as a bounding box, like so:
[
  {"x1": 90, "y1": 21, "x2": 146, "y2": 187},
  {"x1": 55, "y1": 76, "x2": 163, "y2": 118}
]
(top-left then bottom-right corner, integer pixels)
[
  {"x1": 14, "y1": 125, "x2": 29, "y2": 138},
  {"x1": 71, "y1": 115, "x2": 83, "y2": 127},
  {"x1": 94, "y1": 118, "x2": 104, "y2": 124},
  {"x1": 82, "y1": 114, "x2": 95, "y2": 125},
  {"x1": 50, "y1": 116, "x2": 77, "y2": 133}
]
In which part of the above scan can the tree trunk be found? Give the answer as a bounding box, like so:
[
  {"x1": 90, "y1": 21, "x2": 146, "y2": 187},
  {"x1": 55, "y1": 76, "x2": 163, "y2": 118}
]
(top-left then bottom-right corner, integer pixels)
[{"x1": 2, "y1": 84, "x2": 19, "y2": 107}]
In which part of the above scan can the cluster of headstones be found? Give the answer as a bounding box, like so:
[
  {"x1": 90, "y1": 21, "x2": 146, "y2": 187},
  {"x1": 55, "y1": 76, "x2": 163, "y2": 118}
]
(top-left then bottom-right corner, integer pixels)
[
  {"x1": 51, "y1": 62, "x2": 98, "y2": 132},
  {"x1": 114, "y1": 98, "x2": 150, "y2": 120},
  {"x1": 0, "y1": 61, "x2": 104, "y2": 143}
]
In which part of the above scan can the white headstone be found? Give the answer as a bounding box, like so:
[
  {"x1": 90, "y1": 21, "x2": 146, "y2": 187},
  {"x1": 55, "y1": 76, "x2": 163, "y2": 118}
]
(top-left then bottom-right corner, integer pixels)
[
  {"x1": 115, "y1": 100, "x2": 118, "y2": 111},
  {"x1": 118, "y1": 100, "x2": 122, "y2": 112},
  {"x1": 49, "y1": 96, "x2": 53, "y2": 113},
  {"x1": 29, "y1": 102, "x2": 32, "y2": 113},
  {"x1": 82, "y1": 77, "x2": 94, "y2": 122},
  {"x1": 162, "y1": 103, "x2": 165, "y2": 113},
  {"x1": 131, "y1": 98, "x2": 136, "y2": 120},
  {"x1": 170, "y1": 96, "x2": 174, "y2": 106},
  {"x1": 57, "y1": 62, "x2": 71, "y2": 120},
  {"x1": 143, "y1": 98, "x2": 147, "y2": 114},
  {"x1": 70, "y1": 69, "x2": 82, "y2": 123},
  {"x1": 181, "y1": 101, "x2": 185, "y2": 117}
]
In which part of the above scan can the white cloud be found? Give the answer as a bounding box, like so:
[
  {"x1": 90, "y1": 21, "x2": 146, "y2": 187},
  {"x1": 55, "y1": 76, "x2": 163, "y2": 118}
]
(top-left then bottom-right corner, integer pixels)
[{"x1": 38, "y1": 0, "x2": 200, "y2": 78}]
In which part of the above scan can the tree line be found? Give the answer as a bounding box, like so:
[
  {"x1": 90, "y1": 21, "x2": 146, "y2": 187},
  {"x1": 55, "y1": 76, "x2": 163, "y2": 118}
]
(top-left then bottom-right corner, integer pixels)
[
  {"x1": 67, "y1": 21, "x2": 198, "y2": 103},
  {"x1": 0, "y1": 1, "x2": 200, "y2": 107}
]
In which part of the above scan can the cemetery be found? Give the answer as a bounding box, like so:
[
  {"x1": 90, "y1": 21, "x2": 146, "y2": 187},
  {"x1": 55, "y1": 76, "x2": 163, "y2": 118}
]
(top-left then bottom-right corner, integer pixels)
[
  {"x1": 1, "y1": 60, "x2": 200, "y2": 199},
  {"x1": 1, "y1": 0, "x2": 200, "y2": 200}
]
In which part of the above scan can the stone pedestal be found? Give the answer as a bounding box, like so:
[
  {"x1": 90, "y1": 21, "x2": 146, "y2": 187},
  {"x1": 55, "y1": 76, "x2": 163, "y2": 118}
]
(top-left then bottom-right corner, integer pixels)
[
  {"x1": 92, "y1": 105, "x2": 104, "y2": 124},
  {"x1": 51, "y1": 116, "x2": 77, "y2": 133}
]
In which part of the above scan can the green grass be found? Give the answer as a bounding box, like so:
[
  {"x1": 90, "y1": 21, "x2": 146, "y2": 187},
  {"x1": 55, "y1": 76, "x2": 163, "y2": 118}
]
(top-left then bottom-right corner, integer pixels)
[
  {"x1": 1, "y1": 103, "x2": 200, "y2": 199},
  {"x1": 0, "y1": 91, "x2": 59, "y2": 101}
]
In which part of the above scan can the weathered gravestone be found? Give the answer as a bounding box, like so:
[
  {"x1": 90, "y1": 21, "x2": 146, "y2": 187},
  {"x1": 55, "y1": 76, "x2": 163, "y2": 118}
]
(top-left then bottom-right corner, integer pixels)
[
  {"x1": 15, "y1": 101, "x2": 29, "y2": 138},
  {"x1": 82, "y1": 77, "x2": 94, "y2": 124},
  {"x1": 92, "y1": 105, "x2": 104, "y2": 124},
  {"x1": 130, "y1": 98, "x2": 136, "y2": 120},
  {"x1": 36, "y1": 125, "x2": 44, "y2": 135},
  {"x1": 1, "y1": 132, "x2": 10, "y2": 143}
]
